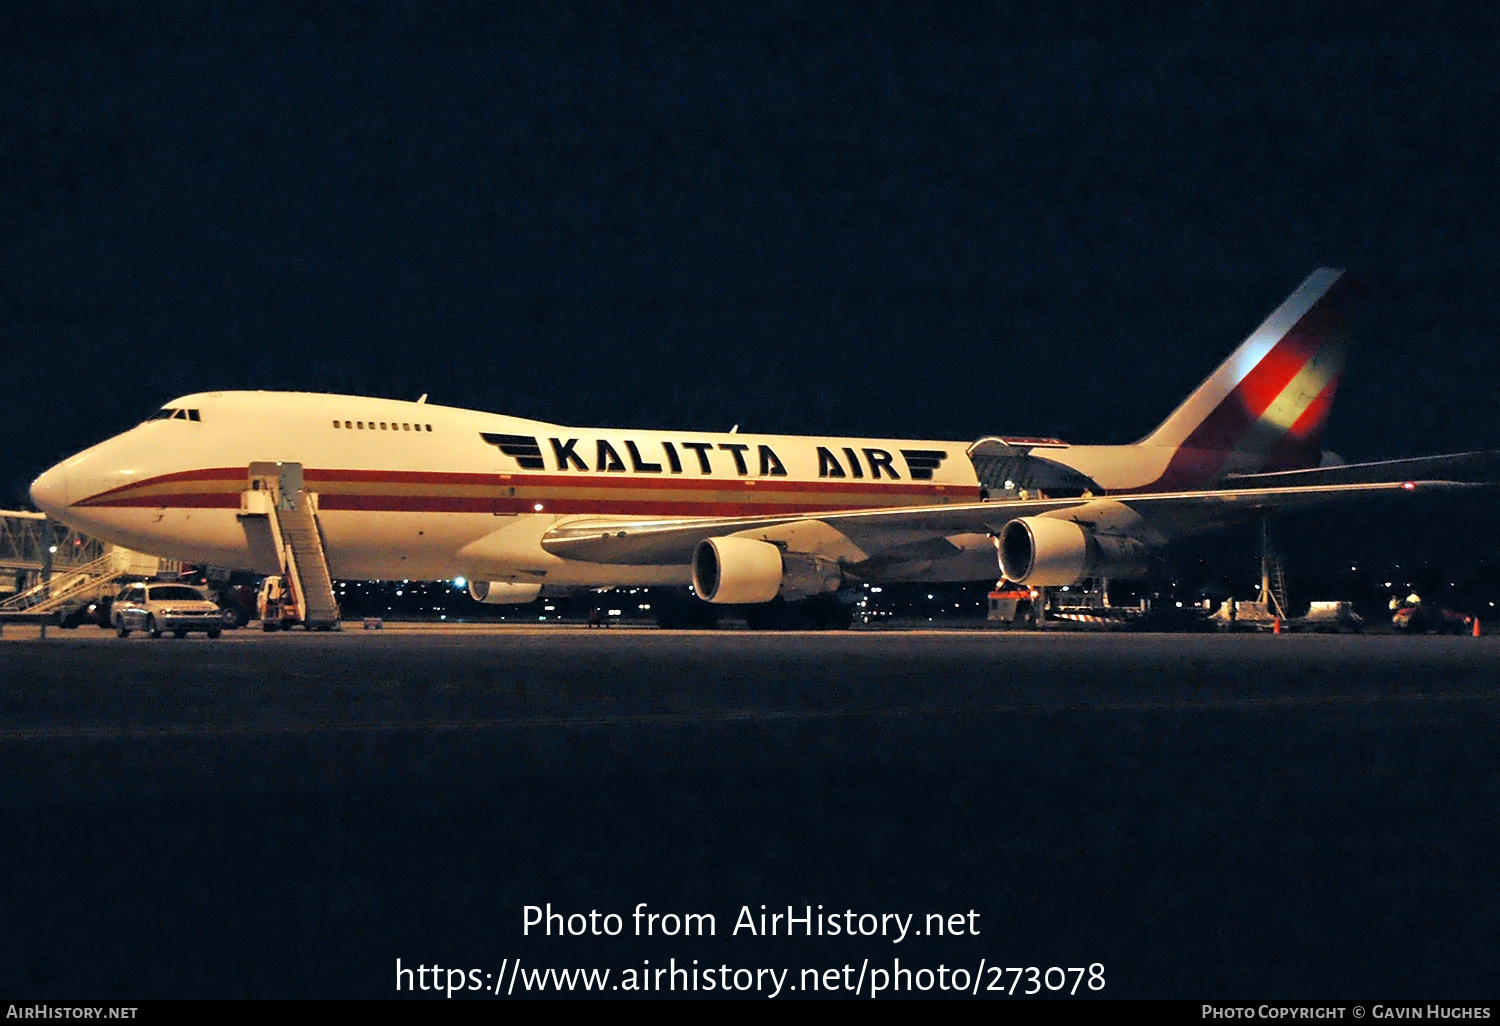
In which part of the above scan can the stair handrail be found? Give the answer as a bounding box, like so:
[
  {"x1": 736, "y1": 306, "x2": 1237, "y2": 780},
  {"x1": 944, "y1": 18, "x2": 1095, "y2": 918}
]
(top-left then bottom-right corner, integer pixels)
[{"x1": 0, "y1": 551, "x2": 122, "y2": 612}]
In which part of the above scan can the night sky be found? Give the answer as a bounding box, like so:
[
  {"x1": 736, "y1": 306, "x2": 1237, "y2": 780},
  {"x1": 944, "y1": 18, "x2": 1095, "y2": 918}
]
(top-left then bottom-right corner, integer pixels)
[{"x1": 6, "y1": 3, "x2": 1500, "y2": 520}]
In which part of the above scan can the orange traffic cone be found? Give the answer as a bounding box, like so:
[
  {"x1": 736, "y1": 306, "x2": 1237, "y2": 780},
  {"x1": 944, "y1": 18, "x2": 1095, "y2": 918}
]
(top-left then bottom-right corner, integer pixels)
[
  {"x1": 1273, "y1": 617, "x2": 1281, "y2": 635},
  {"x1": 1473, "y1": 618, "x2": 1482, "y2": 638}
]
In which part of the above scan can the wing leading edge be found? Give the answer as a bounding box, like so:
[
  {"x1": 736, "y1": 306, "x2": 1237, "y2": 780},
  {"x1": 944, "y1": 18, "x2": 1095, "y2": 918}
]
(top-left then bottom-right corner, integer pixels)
[{"x1": 538, "y1": 479, "x2": 1476, "y2": 567}]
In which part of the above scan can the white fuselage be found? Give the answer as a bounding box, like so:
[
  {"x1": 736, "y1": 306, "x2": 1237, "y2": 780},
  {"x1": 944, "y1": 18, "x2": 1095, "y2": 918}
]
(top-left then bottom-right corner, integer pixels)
[{"x1": 33, "y1": 391, "x2": 1061, "y2": 585}]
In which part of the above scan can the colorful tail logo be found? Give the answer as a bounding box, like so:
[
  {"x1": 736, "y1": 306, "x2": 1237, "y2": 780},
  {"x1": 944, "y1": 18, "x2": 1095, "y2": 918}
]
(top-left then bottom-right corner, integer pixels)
[{"x1": 1139, "y1": 268, "x2": 1354, "y2": 489}]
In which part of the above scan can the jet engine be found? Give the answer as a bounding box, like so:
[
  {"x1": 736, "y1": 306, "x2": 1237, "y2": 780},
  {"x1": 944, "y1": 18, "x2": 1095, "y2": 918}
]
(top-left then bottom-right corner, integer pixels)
[
  {"x1": 997, "y1": 516, "x2": 1152, "y2": 586},
  {"x1": 692, "y1": 536, "x2": 842, "y2": 604},
  {"x1": 468, "y1": 581, "x2": 543, "y2": 604}
]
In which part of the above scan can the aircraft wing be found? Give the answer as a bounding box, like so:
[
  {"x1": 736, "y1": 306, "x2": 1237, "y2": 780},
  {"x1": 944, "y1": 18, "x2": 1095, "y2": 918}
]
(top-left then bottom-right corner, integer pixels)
[{"x1": 539, "y1": 479, "x2": 1477, "y2": 566}]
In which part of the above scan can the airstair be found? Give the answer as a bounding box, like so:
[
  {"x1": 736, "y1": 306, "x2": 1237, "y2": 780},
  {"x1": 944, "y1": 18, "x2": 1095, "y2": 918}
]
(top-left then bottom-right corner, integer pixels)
[
  {"x1": 1213, "y1": 520, "x2": 1291, "y2": 629},
  {"x1": 1260, "y1": 554, "x2": 1289, "y2": 621},
  {"x1": 240, "y1": 462, "x2": 340, "y2": 630},
  {"x1": 0, "y1": 551, "x2": 123, "y2": 615}
]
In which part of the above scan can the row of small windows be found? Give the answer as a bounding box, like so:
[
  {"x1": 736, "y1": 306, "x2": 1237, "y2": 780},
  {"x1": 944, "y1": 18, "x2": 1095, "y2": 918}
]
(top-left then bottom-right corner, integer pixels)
[
  {"x1": 148, "y1": 407, "x2": 201, "y2": 422},
  {"x1": 334, "y1": 420, "x2": 433, "y2": 432}
]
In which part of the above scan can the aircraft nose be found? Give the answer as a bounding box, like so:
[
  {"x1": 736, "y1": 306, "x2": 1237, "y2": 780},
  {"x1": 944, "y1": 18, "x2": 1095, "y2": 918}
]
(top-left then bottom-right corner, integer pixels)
[{"x1": 30, "y1": 462, "x2": 71, "y2": 515}]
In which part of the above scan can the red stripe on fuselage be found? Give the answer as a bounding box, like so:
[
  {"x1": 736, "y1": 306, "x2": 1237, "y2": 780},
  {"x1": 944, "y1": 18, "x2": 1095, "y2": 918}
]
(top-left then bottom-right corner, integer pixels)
[
  {"x1": 74, "y1": 467, "x2": 975, "y2": 514},
  {"x1": 302, "y1": 467, "x2": 954, "y2": 497},
  {"x1": 84, "y1": 493, "x2": 243, "y2": 509},
  {"x1": 317, "y1": 495, "x2": 929, "y2": 516},
  {"x1": 74, "y1": 466, "x2": 241, "y2": 504}
]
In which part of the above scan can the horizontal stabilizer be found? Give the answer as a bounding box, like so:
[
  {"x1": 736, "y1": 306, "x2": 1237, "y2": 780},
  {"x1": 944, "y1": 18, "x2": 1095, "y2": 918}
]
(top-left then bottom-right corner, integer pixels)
[{"x1": 1225, "y1": 450, "x2": 1500, "y2": 488}]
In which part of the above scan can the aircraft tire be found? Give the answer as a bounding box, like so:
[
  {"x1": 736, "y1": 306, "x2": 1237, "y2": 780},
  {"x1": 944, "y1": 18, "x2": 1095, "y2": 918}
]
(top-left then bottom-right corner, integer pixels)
[{"x1": 146, "y1": 615, "x2": 162, "y2": 639}]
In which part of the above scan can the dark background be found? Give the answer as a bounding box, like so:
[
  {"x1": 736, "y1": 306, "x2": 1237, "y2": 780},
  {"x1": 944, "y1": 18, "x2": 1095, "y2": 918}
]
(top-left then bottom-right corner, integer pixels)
[{"x1": 6, "y1": 4, "x2": 1500, "y2": 483}]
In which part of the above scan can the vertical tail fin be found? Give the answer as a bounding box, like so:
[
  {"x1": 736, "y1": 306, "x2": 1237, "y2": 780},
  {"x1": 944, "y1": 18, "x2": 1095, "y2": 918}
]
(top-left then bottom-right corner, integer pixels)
[{"x1": 1140, "y1": 268, "x2": 1354, "y2": 488}]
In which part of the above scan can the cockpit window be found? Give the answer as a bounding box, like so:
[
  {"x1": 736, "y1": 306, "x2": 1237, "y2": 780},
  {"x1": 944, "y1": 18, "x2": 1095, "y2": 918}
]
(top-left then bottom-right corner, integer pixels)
[{"x1": 145, "y1": 407, "x2": 201, "y2": 423}]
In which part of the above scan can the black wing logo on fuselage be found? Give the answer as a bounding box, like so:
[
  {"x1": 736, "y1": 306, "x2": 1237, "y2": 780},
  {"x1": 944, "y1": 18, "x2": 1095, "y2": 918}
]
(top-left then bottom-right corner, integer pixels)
[
  {"x1": 900, "y1": 449, "x2": 948, "y2": 480},
  {"x1": 480, "y1": 433, "x2": 546, "y2": 470}
]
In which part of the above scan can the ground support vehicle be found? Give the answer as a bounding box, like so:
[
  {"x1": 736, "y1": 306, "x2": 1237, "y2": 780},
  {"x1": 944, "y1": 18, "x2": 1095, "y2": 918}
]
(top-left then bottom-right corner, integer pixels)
[{"x1": 112, "y1": 583, "x2": 223, "y2": 638}]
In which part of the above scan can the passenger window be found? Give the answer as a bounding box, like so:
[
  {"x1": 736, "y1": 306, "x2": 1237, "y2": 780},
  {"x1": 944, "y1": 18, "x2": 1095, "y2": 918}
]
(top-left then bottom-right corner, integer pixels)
[
  {"x1": 357, "y1": 422, "x2": 364, "y2": 429},
  {"x1": 345, "y1": 421, "x2": 352, "y2": 428},
  {"x1": 402, "y1": 423, "x2": 410, "y2": 431},
  {"x1": 380, "y1": 422, "x2": 387, "y2": 430},
  {"x1": 425, "y1": 424, "x2": 432, "y2": 432},
  {"x1": 333, "y1": 420, "x2": 341, "y2": 429}
]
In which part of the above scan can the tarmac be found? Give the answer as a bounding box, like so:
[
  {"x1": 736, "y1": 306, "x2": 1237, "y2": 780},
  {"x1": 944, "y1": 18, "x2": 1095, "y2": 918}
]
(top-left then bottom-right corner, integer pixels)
[{"x1": 2, "y1": 624, "x2": 1498, "y2": 998}]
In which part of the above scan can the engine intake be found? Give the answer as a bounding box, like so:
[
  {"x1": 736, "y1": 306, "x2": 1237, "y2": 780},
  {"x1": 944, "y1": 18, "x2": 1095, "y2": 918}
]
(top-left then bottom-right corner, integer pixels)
[
  {"x1": 998, "y1": 516, "x2": 1152, "y2": 586},
  {"x1": 692, "y1": 536, "x2": 842, "y2": 605},
  {"x1": 468, "y1": 581, "x2": 543, "y2": 604}
]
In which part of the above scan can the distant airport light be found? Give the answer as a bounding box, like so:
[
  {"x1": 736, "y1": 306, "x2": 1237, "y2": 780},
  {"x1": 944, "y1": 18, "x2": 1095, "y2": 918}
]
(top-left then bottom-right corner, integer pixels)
[
  {"x1": 1403, "y1": 481, "x2": 1416, "y2": 490},
  {"x1": 48, "y1": 545, "x2": 57, "y2": 553},
  {"x1": 534, "y1": 503, "x2": 545, "y2": 511}
]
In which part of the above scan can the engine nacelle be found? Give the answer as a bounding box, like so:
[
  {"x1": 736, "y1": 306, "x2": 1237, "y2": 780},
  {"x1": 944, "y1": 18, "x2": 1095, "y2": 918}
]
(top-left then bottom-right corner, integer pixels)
[
  {"x1": 692, "y1": 536, "x2": 842, "y2": 605},
  {"x1": 997, "y1": 516, "x2": 1152, "y2": 586},
  {"x1": 468, "y1": 581, "x2": 543, "y2": 604}
]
